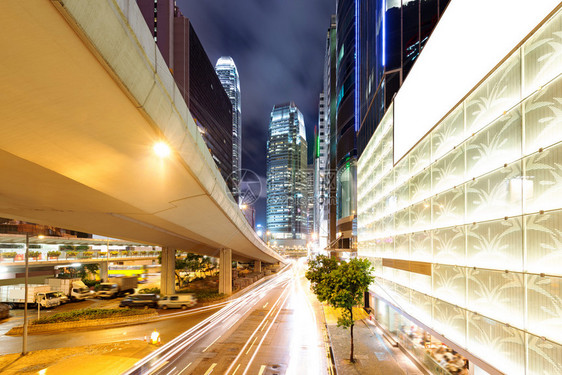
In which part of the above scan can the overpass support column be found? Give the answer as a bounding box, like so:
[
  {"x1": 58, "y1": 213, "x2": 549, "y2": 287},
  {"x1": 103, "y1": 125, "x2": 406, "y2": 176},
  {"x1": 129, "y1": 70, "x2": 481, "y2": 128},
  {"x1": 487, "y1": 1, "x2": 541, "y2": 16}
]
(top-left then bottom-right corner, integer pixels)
[
  {"x1": 99, "y1": 262, "x2": 108, "y2": 282},
  {"x1": 219, "y1": 248, "x2": 232, "y2": 295},
  {"x1": 254, "y1": 260, "x2": 261, "y2": 273},
  {"x1": 161, "y1": 247, "x2": 176, "y2": 295}
]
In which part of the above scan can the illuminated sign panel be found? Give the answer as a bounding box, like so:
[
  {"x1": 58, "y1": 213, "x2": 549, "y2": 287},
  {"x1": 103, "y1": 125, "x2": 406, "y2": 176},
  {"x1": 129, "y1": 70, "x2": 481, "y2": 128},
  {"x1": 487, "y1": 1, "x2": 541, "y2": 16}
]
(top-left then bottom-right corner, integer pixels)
[{"x1": 393, "y1": 0, "x2": 561, "y2": 163}]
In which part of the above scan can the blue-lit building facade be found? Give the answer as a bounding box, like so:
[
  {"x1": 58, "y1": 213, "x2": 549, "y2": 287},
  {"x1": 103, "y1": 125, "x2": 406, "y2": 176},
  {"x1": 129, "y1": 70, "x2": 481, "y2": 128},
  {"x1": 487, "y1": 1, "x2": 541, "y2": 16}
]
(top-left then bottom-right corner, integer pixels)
[
  {"x1": 335, "y1": 0, "x2": 359, "y2": 256},
  {"x1": 215, "y1": 56, "x2": 242, "y2": 202},
  {"x1": 266, "y1": 103, "x2": 308, "y2": 251},
  {"x1": 357, "y1": 0, "x2": 450, "y2": 156}
]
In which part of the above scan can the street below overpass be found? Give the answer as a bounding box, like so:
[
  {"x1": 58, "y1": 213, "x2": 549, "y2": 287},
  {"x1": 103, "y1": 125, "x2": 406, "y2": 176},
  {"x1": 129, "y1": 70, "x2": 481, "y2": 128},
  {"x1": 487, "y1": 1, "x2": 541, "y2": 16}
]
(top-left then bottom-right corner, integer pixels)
[{"x1": 125, "y1": 260, "x2": 328, "y2": 375}]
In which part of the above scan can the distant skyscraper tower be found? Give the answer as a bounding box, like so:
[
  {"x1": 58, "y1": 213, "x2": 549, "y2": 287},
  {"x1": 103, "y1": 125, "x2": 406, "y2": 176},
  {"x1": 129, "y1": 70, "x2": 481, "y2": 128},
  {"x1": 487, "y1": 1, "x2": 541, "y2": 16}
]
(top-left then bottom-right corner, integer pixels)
[
  {"x1": 266, "y1": 102, "x2": 308, "y2": 251},
  {"x1": 215, "y1": 57, "x2": 242, "y2": 202}
]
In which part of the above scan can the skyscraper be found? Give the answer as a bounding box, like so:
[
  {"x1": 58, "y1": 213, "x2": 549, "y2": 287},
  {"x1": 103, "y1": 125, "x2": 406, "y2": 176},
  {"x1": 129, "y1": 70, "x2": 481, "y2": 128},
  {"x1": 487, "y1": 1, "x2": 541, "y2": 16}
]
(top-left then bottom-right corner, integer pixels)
[
  {"x1": 266, "y1": 102, "x2": 308, "y2": 251},
  {"x1": 357, "y1": 0, "x2": 450, "y2": 156},
  {"x1": 215, "y1": 56, "x2": 242, "y2": 202},
  {"x1": 313, "y1": 93, "x2": 329, "y2": 251},
  {"x1": 136, "y1": 1, "x2": 234, "y2": 195},
  {"x1": 335, "y1": 0, "x2": 358, "y2": 257}
]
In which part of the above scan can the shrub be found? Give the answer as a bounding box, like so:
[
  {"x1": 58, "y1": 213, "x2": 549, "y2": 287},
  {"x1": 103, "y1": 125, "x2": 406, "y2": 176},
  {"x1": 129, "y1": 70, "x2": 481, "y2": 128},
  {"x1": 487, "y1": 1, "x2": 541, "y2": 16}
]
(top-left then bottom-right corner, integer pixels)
[
  {"x1": 32, "y1": 308, "x2": 153, "y2": 325},
  {"x1": 28, "y1": 251, "x2": 41, "y2": 259},
  {"x1": 66, "y1": 251, "x2": 78, "y2": 257},
  {"x1": 76, "y1": 245, "x2": 89, "y2": 251},
  {"x1": 110, "y1": 251, "x2": 119, "y2": 256},
  {"x1": 1, "y1": 251, "x2": 17, "y2": 259},
  {"x1": 81, "y1": 279, "x2": 99, "y2": 288},
  {"x1": 82, "y1": 251, "x2": 93, "y2": 258},
  {"x1": 47, "y1": 251, "x2": 61, "y2": 258},
  {"x1": 139, "y1": 287, "x2": 160, "y2": 294},
  {"x1": 60, "y1": 245, "x2": 74, "y2": 251},
  {"x1": 132, "y1": 251, "x2": 139, "y2": 256}
]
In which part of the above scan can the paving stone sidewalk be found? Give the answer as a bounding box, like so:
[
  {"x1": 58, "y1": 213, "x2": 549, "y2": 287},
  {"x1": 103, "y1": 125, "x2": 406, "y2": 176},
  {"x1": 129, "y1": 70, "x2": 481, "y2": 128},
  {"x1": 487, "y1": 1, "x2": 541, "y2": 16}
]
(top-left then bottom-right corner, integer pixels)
[{"x1": 326, "y1": 315, "x2": 423, "y2": 375}]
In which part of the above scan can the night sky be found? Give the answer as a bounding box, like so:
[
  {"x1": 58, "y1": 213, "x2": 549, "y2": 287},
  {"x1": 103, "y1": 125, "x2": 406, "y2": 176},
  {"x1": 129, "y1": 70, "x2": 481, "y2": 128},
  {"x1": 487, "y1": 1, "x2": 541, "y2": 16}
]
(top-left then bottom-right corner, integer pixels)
[{"x1": 176, "y1": 0, "x2": 336, "y2": 226}]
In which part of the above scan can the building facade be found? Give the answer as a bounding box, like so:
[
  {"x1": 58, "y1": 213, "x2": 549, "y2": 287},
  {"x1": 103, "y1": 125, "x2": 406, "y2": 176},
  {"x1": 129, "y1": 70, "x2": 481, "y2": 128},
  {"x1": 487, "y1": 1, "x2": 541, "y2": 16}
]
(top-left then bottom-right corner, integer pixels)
[
  {"x1": 313, "y1": 93, "x2": 330, "y2": 251},
  {"x1": 357, "y1": 0, "x2": 450, "y2": 156},
  {"x1": 215, "y1": 56, "x2": 242, "y2": 202},
  {"x1": 137, "y1": 1, "x2": 234, "y2": 194},
  {"x1": 358, "y1": 2, "x2": 562, "y2": 374},
  {"x1": 335, "y1": 0, "x2": 358, "y2": 257},
  {"x1": 266, "y1": 103, "x2": 308, "y2": 251}
]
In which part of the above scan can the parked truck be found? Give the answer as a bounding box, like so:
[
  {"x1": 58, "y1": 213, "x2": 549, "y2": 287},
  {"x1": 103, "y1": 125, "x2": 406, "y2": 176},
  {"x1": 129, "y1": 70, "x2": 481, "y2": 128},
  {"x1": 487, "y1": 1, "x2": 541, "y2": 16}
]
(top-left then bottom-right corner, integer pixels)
[
  {"x1": 47, "y1": 278, "x2": 93, "y2": 301},
  {"x1": 96, "y1": 276, "x2": 137, "y2": 298},
  {"x1": 0, "y1": 284, "x2": 61, "y2": 309}
]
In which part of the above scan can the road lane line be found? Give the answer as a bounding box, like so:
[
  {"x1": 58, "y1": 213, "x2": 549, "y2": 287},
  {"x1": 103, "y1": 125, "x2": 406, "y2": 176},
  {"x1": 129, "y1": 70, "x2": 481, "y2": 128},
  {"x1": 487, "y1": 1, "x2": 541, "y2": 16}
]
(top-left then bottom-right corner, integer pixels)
[
  {"x1": 177, "y1": 362, "x2": 192, "y2": 375},
  {"x1": 231, "y1": 364, "x2": 241, "y2": 375},
  {"x1": 260, "y1": 320, "x2": 268, "y2": 331},
  {"x1": 202, "y1": 334, "x2": 222, "y2": 352},
  {"x1": 224, "y1": 282, "x2": 291, "y2": 375},
  {"x1": 262, "y1": 302, "x2": 268, "y2": 308},
  {"x1": 245, "y1": 337, "x2": 258, "y2": 354},
  {"x1": 257, "y1": 365, "x2": 266, "y2": 375},
  {"x1": 125, "y1": 268, "x2": 292, "y2": 375},
  {"x1": 203, "y1": 363, "x2": 217, "y2": 375},
  {"x1": 242, "y1": 289, "x2": 290, "y2": 375},
  {"x1": 166, "y1": 367, "x2": 176, "y2": 375}
]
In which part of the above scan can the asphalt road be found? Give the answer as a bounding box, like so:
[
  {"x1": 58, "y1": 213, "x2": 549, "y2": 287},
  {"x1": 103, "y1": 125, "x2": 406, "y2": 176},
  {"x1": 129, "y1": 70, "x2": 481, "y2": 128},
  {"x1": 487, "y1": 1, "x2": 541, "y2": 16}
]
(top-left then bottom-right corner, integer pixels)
[{"x1": 125, "y1": 260, "x2": 328, "y2": 375}]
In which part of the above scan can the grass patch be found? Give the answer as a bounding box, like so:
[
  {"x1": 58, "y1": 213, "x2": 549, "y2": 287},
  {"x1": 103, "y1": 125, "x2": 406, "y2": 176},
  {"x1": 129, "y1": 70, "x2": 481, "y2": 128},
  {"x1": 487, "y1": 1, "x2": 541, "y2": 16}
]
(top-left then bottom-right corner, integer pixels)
[{"x1": 32, "y1": 308, "x2": 153, "y2": 325}]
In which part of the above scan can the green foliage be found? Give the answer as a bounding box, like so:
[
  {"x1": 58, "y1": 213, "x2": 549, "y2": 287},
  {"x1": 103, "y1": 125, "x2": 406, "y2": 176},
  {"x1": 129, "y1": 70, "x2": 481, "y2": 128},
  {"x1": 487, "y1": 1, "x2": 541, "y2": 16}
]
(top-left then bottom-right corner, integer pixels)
[
  {"x1": 82, "y1": 251, "x2": 94, "y2": 258},
  {"x1": 76, "y1": 245, "x2": 89, "y2": 251},
  {"x1": 139, "y1": 287, "x2": 160, "y2": 294},
  {"x1": 110, "y1": 251, "x2": 119, "y2": 256},
  {"x1": 306, "y1": 256, "x2": 374, "y2": 362},
  {"x1": 28, "y1": 250, "x2": 41, "y2": 258},
  {"x1": 305, "y1": 255, "x2": 339, "y2": 302},
  {"x1": 32, "y1": 308, "x2": 152, "y2": 325},
  {"x1": 66, "y1": 251, "x2": 78, "y2": 257},
  {"x1": 1, "y1": 251, "x2": 17, "y2": 258},
  {"x1": 60, "y1": 245, "x2": 75, "y2": 251},
  {"x1": 47, "y1": 251, "x2": 61, "y2": 258},
  {"x1": 81, "y1": 279, "x2": 99, "y2": 288},
  {"x1": 29, "y1": 244, "x2": 42, "y2": 249}
]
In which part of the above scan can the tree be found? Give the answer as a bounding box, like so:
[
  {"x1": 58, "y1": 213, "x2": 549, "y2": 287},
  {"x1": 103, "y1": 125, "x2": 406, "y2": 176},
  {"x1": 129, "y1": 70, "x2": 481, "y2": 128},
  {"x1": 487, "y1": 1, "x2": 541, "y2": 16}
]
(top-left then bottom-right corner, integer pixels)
[{"x1": 306, "y1": 256, "x2": 374, "y2": 363}]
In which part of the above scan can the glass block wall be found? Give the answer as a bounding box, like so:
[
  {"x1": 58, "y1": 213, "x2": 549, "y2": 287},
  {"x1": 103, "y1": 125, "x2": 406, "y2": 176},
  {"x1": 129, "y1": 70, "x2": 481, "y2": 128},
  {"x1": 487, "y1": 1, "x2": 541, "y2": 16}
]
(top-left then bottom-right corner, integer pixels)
[{"x1": 357, "y1": 7, "x2": 562, "y2": 375}]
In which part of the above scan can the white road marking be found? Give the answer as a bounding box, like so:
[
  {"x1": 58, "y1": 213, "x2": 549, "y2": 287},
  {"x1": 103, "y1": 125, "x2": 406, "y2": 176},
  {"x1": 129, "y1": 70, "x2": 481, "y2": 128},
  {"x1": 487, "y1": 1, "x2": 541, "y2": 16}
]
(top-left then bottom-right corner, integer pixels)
[
  {"x1": 258, "y1": 365, "x2": 266, "y2": 375},
  {"x1": 231, "y1": 364, "x2": 241, "y2": 375},
  {"x1": 245, "y1": 337, "x2": 258, "y2": 355}
]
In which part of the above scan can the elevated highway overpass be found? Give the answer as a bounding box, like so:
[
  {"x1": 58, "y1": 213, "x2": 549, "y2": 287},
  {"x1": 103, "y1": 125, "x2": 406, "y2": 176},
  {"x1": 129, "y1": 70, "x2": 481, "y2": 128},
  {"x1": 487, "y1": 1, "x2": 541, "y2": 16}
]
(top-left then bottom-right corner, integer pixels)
[{"x1": 0, "y1": 0, "x2": 283, "y2": 293}]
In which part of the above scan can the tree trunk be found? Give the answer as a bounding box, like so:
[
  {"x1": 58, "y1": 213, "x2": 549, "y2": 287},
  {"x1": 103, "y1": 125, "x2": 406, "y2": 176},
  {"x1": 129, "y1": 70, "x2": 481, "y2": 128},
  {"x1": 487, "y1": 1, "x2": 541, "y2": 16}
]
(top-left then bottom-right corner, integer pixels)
[{"x1": 350, "y1": 307, "x2": 355, "y2": 363}]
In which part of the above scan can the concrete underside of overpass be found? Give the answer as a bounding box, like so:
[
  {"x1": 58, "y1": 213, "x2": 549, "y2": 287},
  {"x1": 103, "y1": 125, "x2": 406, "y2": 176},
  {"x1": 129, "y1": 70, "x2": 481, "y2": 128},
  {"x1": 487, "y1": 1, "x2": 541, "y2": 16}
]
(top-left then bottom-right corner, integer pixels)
[{"x1": 0, "y1": 0, "x2": 282, "y2": 265}]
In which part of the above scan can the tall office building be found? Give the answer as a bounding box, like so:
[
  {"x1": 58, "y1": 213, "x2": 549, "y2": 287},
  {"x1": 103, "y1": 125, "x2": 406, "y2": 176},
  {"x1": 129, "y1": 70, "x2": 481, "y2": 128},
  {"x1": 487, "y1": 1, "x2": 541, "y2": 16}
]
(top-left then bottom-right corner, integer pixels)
[
  {"x1": 215, "y1": 56, "x2": 242, "y2": 202},
  {"x1": 325, "y1": 16, "x2": 338, "y2": 254},
  {"x1": 358, "y1": 2, "x2": 562, "y2": 374},
  {"x1": 137, "y1": 1, "x2": 234, "y2": 194},
  {"x1": 357, "y1": 0, "x2": 450, "y2": 156},
  {"x1": 313, "y1": 93, "x2": 329, "y2": 251},
  {"x1": 306, "y1": 165, "x2": 315, "y2": 239},
  {"x1": 266, "y1": 103, "x2": 308, "y2": 250},
  {"x1": 334, "y1": 0, "x2": 358, "y2": 257}
]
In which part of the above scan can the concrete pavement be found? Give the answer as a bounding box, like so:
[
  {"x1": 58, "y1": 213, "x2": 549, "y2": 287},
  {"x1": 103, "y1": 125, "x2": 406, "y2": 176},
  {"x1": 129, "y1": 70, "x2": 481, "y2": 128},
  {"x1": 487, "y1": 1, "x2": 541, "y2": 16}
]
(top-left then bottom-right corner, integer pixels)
[{"x1": 325, "y1": 308, "x2": 422, "y2": 375}]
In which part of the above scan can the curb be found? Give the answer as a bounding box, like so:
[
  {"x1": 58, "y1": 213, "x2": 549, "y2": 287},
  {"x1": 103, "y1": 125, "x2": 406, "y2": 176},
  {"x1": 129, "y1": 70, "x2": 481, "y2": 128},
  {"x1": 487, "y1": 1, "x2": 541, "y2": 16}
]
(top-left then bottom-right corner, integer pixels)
[{"x1": 6, "y1": 312, "x2": 157, "y2": 336}]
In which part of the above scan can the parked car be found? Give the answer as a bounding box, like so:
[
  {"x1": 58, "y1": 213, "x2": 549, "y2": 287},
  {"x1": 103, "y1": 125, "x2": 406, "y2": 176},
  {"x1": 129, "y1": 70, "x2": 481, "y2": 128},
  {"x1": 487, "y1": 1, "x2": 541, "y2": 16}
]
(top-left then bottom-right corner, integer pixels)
[
  {"x1": 119, "y1": 294, "x2": 158, "y2": 309},
  {"x1": 158, "y1": 294, "x2": 196, "y2": 310},
  {"x1": 50, "y1": 291, "x2": 70, "y2": 304}
]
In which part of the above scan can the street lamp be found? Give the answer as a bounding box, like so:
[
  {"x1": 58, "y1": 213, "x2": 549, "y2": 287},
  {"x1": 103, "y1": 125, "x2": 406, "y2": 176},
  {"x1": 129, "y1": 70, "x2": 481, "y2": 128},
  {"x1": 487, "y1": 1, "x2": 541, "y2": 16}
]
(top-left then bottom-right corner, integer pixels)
[{"x1": 23, "y1": 233, "x2": 44, "y2": 356}]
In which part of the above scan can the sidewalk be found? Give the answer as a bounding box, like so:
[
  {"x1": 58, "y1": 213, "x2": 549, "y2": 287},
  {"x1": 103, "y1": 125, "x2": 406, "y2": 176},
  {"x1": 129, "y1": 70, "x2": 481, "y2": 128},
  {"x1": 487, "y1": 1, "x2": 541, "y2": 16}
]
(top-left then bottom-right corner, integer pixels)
[{"x1": 324, "y1": 307, "x2": 422, "y2": 375}]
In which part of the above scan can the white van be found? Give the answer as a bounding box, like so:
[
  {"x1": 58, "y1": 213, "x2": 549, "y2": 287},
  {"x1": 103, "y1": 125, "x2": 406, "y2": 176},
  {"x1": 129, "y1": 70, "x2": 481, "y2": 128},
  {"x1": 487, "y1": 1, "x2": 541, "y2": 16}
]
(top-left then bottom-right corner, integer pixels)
[{"x1": 157, "y1": 294, "x2": 196, "y2": 310}]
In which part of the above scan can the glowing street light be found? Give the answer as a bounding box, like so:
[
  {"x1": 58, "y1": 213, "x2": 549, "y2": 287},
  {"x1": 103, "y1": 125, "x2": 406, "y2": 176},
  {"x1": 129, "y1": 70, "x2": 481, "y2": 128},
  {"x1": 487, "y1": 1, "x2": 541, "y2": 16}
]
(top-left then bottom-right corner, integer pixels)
[{"x1": 153, "y1": 141, "x2": 171, "y2": 158}]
